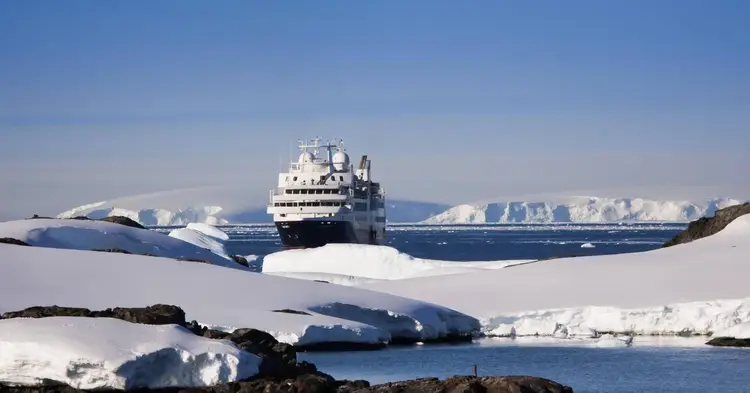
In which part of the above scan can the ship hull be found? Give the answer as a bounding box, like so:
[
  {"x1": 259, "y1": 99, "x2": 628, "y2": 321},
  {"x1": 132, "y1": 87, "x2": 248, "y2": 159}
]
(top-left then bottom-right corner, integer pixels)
[{"x1": 275, "y1": 220, "x2": 360, "y2": 248}]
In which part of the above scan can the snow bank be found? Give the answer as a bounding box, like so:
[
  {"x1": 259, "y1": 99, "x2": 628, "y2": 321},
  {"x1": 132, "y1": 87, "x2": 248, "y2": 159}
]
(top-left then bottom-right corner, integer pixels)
[
  {"x1": 0, "y1": 317, "x2": 260, "y2": 390},
  {"x1": 168, "y1": 224, "x2": 231, "y2": 260},
  {"x1": 0, "y1": 219, "x2": 245, "y2": 270},
  {"x1": 0, "y1": 243, "x2": 478, "y2": 346},
  {"x1": 423, "y1": 196, "x2": 744, "y2": 224},
  {"x1": 262, "y1": 244, "x2": 530, "y2": 281},
  {"x1": 362, "y1": 215, "x2": 750, "y2": 338}
]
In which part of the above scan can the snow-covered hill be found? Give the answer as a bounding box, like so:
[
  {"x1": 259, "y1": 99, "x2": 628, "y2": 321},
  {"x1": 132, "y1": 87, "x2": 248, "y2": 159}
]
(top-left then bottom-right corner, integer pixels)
[
  {"x1": 56, "y1": 187, "x2": 450, "y2": 226},
  {"x1": 422, "y1": 196, "x2": 745, "y2": 224}
]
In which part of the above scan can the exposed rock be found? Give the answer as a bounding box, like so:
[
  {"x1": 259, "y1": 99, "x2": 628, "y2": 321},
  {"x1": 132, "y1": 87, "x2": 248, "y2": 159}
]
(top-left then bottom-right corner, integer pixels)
[
  {"x1": 231, "y1": 255, "x2": 250, "y2": 267},
  {"x1": 95, "y1": 304, "x2": 187, "y2": 326},
  {"x1": 91, "y1": 248, "x2": 132, "y2": 254},
  {"x1": 27, "y1": 214, "x2": 54, "y2": 219},
  {"x1": 1, "y1": 305, "x2": 94, "y2": 319},
  {"x1": 176, "y1": 257, "x2": 213, "y2": 264},
  {"x1": 272, "y1": 308, "x2": 313, "y2": 316},
  {"x1": 99, "y1": 216, "x2": 147, "y2": 229},
  {"x1": 363, "y1": 375, "x2": 573, "y2": 393},
  {"x1": 706, "y1": 337, "x2": 750, "y2": 347},
  {"x1": 0, "y1": 375, "x2": 573, "y2": 393},
  {"x1": 0, "y1": 238, "x2": 31, "y2": 246},
  {"x1": 663, "y1": 202, "x2": 750, "y2": 247},
  {"x1": 0, "y1": 304, "x2": 187, "y2": 326}
]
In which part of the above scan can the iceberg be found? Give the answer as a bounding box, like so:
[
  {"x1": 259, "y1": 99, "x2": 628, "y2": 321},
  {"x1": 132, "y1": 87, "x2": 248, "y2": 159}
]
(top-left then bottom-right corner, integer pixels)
[{"x1": 423, "y1": 196, "x2": 745, "y2": 224}]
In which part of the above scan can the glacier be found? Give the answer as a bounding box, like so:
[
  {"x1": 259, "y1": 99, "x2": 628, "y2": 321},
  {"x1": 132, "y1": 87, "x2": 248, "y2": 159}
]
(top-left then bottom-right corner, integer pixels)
[
  {"x1": 422, "y1": 196, "x2": 745, "y2": 224},
  {"x1": 56, "y1": 186, "x2": 450, "y2": 226}
]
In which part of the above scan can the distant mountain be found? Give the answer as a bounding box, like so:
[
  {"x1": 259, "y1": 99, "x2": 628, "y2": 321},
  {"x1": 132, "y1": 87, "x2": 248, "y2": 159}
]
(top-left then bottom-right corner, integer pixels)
[
  {"x1": 422, "y1": 196, "x2": 746, "y2": 224},
  {"x1": 57, "y1": 186, "x2": 450, "y2": 226}
]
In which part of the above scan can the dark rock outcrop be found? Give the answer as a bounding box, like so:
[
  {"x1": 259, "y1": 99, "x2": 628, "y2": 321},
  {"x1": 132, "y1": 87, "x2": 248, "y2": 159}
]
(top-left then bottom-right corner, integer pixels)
[
  {"x1": 231, "y1": 255, "x2": 250, "y2": 267},
  {"x1": 272, "y1": 308, "x2": 313, "y2": 316},
  {"x1": 361, "y1": 375, "x2": 573, "y2": 393},
  {"x1": 27, "y1": 214, "x2": 54, "y2": 219},
  {"x1": 1, "y1": 304, "x2": 187, "y2": 326},
  {"x1": 663, "y1": 202, "x2": 750, "y2": 247},
  {"x1": 99, "y1": 216, "x2": 147, "y2": 229},
  {"x1": 706, "y1": 337, "x2": 750, "y2": 347},
  {"x1": 0, "y1": 238, "x2": 30, "y2": 246},
  {"x1": 176, "y1": 257, "x2": 212, "y2": 264},
  {"x1": 91, "y1": 248, "x2": 133, "y2": 254},
  {"x1": 0, "y1": 375, "x2": 573, "y2": 393}
]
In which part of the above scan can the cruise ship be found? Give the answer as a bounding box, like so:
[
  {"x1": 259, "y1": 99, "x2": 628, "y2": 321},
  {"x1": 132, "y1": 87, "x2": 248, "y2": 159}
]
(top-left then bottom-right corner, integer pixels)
[{"x1": 266, "y1": 138, "x2": 386, "y2": 248}]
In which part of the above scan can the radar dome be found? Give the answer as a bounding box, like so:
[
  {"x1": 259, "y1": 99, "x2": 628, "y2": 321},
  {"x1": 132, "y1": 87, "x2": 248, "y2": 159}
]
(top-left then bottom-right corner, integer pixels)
[
  {"x1": 298, "y1": 151, "x2": 315, "y2": 164},
  {"x1": 332, "y1": 151, "x2": 350, "y2": 171}
]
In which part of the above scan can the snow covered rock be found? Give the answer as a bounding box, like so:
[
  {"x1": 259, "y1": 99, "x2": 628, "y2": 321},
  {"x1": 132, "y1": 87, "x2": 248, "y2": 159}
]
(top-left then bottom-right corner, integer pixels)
[
  {"x1": 0, "y1": 242, "x2": 479, "y2": 347},
  {"x1": 706, "y1": 321, "x2": 750, "y2": 347},
  {"x1": 0, "y1": 218, "x2": 247, "y2": 271},
  {"x1": 663, "y1": 202, "x2": 750, "y2": 247},
  {"x1": 262, "y1": 244, "x2": 530, "y2": 282},
  {"x1": 423, "y1": 196, "x2": 744, "y2": 224},
  {"x1": 0, "y1": 317, "x2": 261, "y2": 390},
  {"x1": 362, "y1": 215, "x2": 750, "y2": 339}
]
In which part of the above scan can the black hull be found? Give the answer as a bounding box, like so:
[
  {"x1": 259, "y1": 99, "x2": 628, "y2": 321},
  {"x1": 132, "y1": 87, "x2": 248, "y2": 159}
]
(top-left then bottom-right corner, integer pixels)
[{"x1": 275, "y1": 220, "x2": 360, "y2": 248}]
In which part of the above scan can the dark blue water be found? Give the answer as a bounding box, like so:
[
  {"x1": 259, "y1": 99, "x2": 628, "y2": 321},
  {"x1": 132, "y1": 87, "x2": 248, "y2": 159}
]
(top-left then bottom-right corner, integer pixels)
[
  {"x1": 211, "y1": 222, "x2": 686, "y2": 261},
  {"x1": 298, "y1": 338, "x2": 750, "y2": 393}
]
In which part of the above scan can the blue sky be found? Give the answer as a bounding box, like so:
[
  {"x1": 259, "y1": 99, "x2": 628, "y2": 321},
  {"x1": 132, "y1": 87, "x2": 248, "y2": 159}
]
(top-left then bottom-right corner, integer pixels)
[{"x1": 1, "y1": 1, "x2": 748, "y2": 218}]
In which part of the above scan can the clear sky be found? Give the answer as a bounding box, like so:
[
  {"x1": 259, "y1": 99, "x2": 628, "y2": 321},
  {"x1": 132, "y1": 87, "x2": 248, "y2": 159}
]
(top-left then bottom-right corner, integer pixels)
[{"x1": 1, "y1": 0, "x2": 748, "y2": 219}]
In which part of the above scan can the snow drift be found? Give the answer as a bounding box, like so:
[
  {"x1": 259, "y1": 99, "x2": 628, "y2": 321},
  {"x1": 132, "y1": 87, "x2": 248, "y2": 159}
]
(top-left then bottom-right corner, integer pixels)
[
  {"x1": 0, "y1": 219, "x2": 245, "y2": 270},
  {"x1": 167, "y1": 223, "x2": 232, "y2": 260},
  {"x1": 0, "y1": 236, "x2": 479, "y2": 346},
  {"x1": 0, "y1": 317, "x2": 260, "y2": 389},
  {"x1": 262, "y1": 244, "x2": 531, "y2": 283},
  {"x1": 362, "y1": 215, "x2": 750, "y2": 338},
  {"x1": 423, "y1": 196, "x2": 744, "y2": 224}
]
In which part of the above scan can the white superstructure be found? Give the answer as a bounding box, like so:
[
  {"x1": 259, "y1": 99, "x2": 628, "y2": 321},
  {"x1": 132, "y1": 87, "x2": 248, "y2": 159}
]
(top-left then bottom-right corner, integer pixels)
[{"x1": 267, "y1": 138, "x2": 386, "y2": 248}]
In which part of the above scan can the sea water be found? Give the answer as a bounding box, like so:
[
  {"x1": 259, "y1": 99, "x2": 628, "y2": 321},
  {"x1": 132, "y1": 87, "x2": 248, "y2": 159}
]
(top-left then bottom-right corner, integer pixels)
[
  {"x1": 299, "y1": 338, "x2": 750, "y2": 392},
  {"x1": 215, "y1": 223, "x2": 749, "y2": 392},
  {"x1": 219, "y1": 222, "x2": 686, "y2": 261}
]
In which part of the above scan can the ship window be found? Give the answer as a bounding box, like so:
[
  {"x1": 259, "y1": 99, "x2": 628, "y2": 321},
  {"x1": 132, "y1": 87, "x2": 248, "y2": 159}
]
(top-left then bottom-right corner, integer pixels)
[
  {"x1": 331, "y1": 176, "x2": 335, "y2": 181},
  {"x1": 293, "y1": 176, "x2": 297, "y2": 181},
  {"x1": 339, "y1": 176, "x2": 344, "y2": 181},
  {"x1": 316, "y1": 189, "x2": 322, "y2": 194},
  {"x1": 313, "y1": 202, "x2": 320, "y2": 207}
]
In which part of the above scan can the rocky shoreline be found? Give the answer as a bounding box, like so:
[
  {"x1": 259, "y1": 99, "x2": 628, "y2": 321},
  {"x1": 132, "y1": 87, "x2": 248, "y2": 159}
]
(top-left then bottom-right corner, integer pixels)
[
  {"x1": 0, "y1": 375, "x2": 574, "y2": 393},
  {"x1": 0, "y1": 304, "x2": 573, "y2": 393}
]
